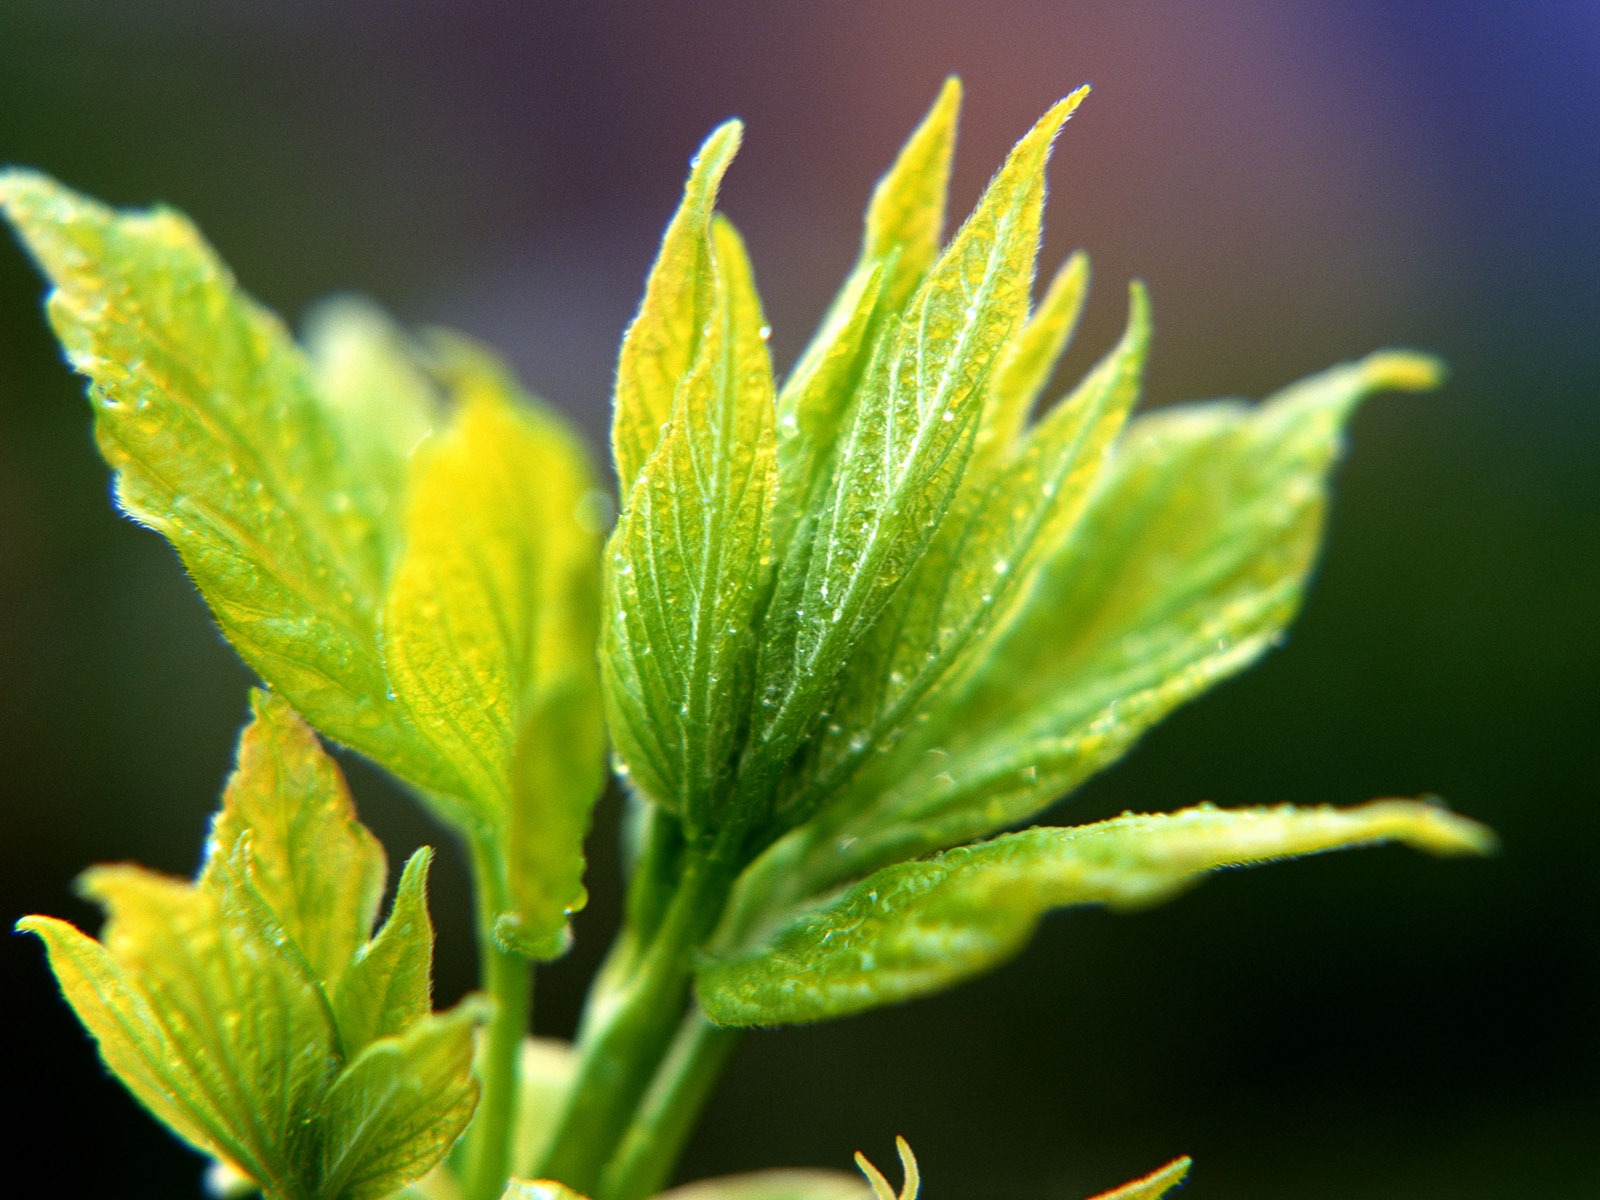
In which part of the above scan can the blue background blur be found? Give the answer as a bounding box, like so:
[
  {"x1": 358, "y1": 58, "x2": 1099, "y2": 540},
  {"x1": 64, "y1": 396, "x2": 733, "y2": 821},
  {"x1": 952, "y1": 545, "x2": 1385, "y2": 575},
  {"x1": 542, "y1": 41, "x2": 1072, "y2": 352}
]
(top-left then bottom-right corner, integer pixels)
[{"x1": 1, "y1": 4, "x2": 1595, "y2": 1197}]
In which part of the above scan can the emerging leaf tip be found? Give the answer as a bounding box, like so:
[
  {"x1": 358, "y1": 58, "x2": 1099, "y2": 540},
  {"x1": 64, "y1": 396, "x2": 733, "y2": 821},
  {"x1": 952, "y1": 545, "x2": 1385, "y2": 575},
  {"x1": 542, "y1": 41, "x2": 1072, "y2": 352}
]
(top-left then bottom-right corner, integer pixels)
[
  {"x1": 1359, "y1": 349, "x2": 1446, "y2": 394},
  {"x1": 691, "y1": 119, "x2": 744, "y2": 181}
]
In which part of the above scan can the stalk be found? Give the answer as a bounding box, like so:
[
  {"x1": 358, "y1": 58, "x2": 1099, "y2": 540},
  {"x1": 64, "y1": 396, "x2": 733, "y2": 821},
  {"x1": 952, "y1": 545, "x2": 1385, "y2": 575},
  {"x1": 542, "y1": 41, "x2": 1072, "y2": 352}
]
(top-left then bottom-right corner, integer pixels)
[
  {"x1": 460, "y1": 837, "x2": 536, "y2": 1200},
  {"x1": 536, "y1": 847, "x2": 734, "y2": 1196},
  {"x1": 597, "y1": 1011, "x2": 741, "y2": 1200}
]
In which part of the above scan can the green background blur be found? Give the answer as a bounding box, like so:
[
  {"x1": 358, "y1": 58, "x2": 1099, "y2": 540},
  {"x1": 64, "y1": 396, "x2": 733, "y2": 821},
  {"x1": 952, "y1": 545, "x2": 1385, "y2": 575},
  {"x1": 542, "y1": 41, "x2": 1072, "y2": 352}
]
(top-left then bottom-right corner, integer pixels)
[{"x1": 2, "y1": 4, "x2": 1595, "y2": 1197}]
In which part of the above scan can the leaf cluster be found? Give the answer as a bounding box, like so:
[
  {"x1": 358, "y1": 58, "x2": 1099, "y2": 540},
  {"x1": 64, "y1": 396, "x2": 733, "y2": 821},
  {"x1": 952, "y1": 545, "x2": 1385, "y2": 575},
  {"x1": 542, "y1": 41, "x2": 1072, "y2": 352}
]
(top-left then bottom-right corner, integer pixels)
[
  {"x1": 597, "y1": 80, "x2": 1488, "y2": 1027},
  {"x1": 21, "y1": 692, "x2": 479, "y2": 1200},
  {"x1": 2, "y1": 77, "x2": 1495, "y2": 1200},
  {"x1": 0, "y1": 163, "x2": 606, "y2": 959}
]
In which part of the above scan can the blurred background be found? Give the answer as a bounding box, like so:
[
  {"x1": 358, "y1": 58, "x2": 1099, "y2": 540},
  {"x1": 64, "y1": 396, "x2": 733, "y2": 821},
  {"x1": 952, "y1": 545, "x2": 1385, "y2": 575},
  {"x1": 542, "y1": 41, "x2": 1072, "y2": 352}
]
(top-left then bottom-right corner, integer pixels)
[{"x1": 1, "y1": 3, "x2": 1595, "y2": 1197}]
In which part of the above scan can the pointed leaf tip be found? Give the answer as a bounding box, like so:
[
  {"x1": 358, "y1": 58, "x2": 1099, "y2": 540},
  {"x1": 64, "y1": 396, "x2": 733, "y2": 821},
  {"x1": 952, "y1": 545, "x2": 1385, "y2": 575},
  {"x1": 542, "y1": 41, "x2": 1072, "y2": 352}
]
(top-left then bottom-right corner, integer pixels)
[
  {"x1": 1359, "y1": 349, "x2": 1446, "y2": 393},
  {"x1": 1087, "y1": 1156, "x2": 1191, "y2": 1200}
]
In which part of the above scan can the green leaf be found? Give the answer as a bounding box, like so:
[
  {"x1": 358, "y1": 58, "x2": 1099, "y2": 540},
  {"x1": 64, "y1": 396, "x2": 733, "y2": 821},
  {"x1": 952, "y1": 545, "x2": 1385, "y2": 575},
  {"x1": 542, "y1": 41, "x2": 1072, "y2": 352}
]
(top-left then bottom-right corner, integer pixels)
[
  {"x1": 613, "y1": 120, "x2": 743, "y2": 492},
  {"x1": 977, "y1": 249, "x2": 1091, "y2": 467},
  {"x1": 212, "y1": 689, "x2": 386, "y2": 986},
  {"x1": 16, "y1": 911, "x2": 240, "y2": 1167},
  {"x1": 860, "y1": 76, "x2": 962, "y2": 315},
  {"x1": 29, "y1": 858, "x2": 338, "y2": 1196},
  {"x1": 314, "y1": 1003, "x2": 482, "y2": 1200},
  {"x1": 788, "y1": 350, "x2": 1447, "y2": 889},
  {"x1": 0, "y1": 169, "x2": 452, "y2": 797},
  {"x1": 748, "y1": 89, "x2": 1089, "y2": 789},
  {"x1": 603, "y1": 215, "x2": 778, "y2": 832},
  {"x1": 699, "y1": 800, "x2": 1492, "y2": 1026},
  {"x1": 335, "y1": 849, "x2": 436, "y2": 1054},
  {"x1": 784, "y1": 282, "x2": 1150, "y2": 824},
  {"x1": 772, "y1": 260, "x2": 884, "y2": 545},
  {"x1": 659, "y1": 1172, "x2": 870, "y2": 1200},
  {"x1": 1087, "y1": 1158, "x2": 1191, "y2": 1200},
  {"x1": 18, "y1": 691, "x2": 479, "y2": 1199},
  {"x1": 773, "y1": 79, "x2": 962, "y2": 555},
  {"x1": 381, "y1": 340, "x2": 605, "y2": 956}
]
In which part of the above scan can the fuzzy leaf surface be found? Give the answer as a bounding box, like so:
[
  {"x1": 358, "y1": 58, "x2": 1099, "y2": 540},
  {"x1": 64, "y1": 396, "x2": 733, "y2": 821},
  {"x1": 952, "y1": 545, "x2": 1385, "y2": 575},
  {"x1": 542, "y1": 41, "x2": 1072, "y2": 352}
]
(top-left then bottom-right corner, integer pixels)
[
  {"x1": 314, "y1": 1004, "x2": 481, "y2": 1200},
  {"x1": 859, "y1": 75, "x2": 962, "y2": 314},
  {"x1": 787, "y1": 283, "x2": 1148, "y2": 821},
  {"x1": 978, "y1": 249, "x2": 1091, "y2": 465},
  {"x1": 383, "y1": 344, "x2": 604, "y2": 954},
  {"x1": 699, "y1": 800, "x2": 1492, "y2": 1025},
  {"x1": 212, "y1": 689, "x2": 386, "y2": 986},
  {"x1": 774, "y1": 76, "x2": 960, "y2": 512},
  {"x1": 613, "y1": 121, "x2": 742, "y2": 491},
  {"x1": 0, "y1": 170, "x2": 454, "y2": 795},
  {"x1": 604, "y1": 217, "x2": 777, "y2": 831},
  {"x1": 302, "y1": 297, "x2": 437, "y2": 535},
  {"x1": 783, "y1": 351, "x2": 1446, "y2": 890},
  {"x1": 335, "y1": 849, "x2": 436, "y2": 1054},
  {"x1": 750, "y1": 90, "x2": 1088, "y2": 784}
]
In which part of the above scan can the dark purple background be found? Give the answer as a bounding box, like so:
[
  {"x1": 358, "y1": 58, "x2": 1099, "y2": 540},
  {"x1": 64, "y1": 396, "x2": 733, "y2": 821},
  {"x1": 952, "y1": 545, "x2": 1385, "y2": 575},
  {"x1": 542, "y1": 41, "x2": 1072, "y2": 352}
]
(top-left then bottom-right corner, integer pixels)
[{"x1": 2, "y1": 4, "x2": 1595, "y2": 1197}]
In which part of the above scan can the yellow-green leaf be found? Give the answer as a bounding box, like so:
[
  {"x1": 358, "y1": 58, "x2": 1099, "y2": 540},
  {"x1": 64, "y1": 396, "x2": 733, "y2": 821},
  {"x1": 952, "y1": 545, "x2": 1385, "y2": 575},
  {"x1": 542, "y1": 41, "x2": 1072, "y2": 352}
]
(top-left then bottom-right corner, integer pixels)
[
  {"x1": 382, "y1": 342, "x2": 604, "y2": 955},
  {"x1": 772, "y1": 80, "x2": 963, "y2": 564},
  {"x1": 786, "y1": 283, "x2": 1149, "y2": 823},
  {"x1": 613, "y1": 120, "x2": 743, "y2": 492},
  {"x1": 18, "y1": 693, "x2": 478, "y2": 1199},
  {"x1": 315, "y1": 1002, "x2": 482, "y2": 1200},
  {"x1": 335, "y1": 849, "x2": 436, "y2": 1054},
  {"x1": 604, "y1": 216, "x2": 778, "y2": 832},
  {"x1": 978, "y1": 249, "x2": 1091, "y2": 466},
  {"x1": 749, "y1": 90, "x2": 1089, "y2": 786},
  {"x1": 16, "y1": 912, "x2": 233, "y2": 1163},
  {"x1": 861, "y1": 76, "x2": 962, "y2": 314},
  {"x1": 773, "y1": 260, "x2": 884, "y2": 541},
  {"x1": 1086, "y1": 1157, "x2": 1191, "y2": 1200},
  {"x1": 28, "y1": 857, "x2": 338, "y2": 1195},
  {"x1": 0, "y1": 170, "x2": 450, "y2": 796},
  {"x1": 212, "y1": 689, "x2": 386, "y2": 987},
  {"x1": 799, "y1": 350, "x2": 1446, "y2": 886},
  {"x1": 699, "y1": 800, "x2": 1492, "y2": 1026}
]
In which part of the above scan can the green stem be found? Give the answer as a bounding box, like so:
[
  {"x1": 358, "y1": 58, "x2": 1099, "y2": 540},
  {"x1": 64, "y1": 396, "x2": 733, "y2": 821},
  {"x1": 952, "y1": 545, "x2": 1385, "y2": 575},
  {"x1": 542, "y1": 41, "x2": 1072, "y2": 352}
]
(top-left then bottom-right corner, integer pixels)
[
  {"x1": 461, "y1": 839, "x2": 535, "y2": 1200},
  {"x1": 597, "y1": 1010, "x2": 742, "y2": 1200},
  {"x1": 536, "y1": 848, "x2": 733, "y2": 1196}
]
